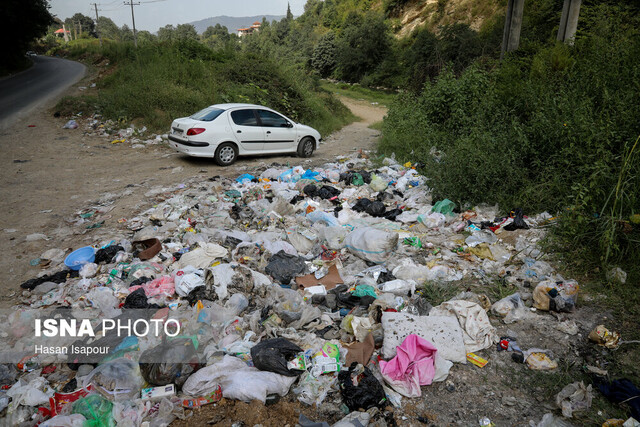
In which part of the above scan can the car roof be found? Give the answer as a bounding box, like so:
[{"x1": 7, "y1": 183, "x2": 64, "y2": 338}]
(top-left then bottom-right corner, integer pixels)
[{"x1": 209, "y1": 103, "x2": 273, "y2": 111}]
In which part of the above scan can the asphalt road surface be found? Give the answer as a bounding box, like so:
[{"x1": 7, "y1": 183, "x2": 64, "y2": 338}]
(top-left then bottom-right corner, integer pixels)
[{"x1": 0, "y1": 56, "x2": 86, "y2": 130}]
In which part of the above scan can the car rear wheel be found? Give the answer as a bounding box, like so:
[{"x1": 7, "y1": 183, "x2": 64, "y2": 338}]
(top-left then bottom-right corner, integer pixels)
[
  {"x1": 215, "y1": 142, "x2": 238, "y2": 166},
  {"x1": 297, "y1": 137, "x2": 315, "y2": 158}
]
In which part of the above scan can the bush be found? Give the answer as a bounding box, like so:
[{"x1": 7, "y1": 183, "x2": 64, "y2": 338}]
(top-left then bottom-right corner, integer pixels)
[
  {"x1": 56, "y1": 40, "x2": 354, "y2": 137},
  {"x1": 379, "y1": 5, "x2": 640, "y2": 277}
]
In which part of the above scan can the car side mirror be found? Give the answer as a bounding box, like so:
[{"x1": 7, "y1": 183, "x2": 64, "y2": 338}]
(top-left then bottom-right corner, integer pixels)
[{"x1": 285, "y1": 121, "x2": 293, "y2": 128}]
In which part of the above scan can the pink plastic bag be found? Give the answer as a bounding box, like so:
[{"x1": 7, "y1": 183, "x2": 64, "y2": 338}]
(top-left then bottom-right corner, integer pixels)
[
  {"x1": 379, "y1": 334, "x2": 437, "y2": 397},
  {"x1": 129, "y1": 275, "x2": 175, "y2": 297}
]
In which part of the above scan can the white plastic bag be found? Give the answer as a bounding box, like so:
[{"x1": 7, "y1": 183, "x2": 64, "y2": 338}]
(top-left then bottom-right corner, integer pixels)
[
  {"x1": 345, "y1": 227, "x2": 398, "y2": 263},
  {"x1": 417, "y1": 212, "x2": 446, "y2": 228},
  {"x1": 172, "y1": 266, "x2": 205, "y2": 297},
  {"x1": 182, "y1": 355, "x2": 296, "y2": 403},
  {"x1": 6, "y1": 376, "x2": 53, "y2": 407},
  {"x1": 40, "y1": 414, "x2": 87, "y2": 427},
  {"x1": 79, "y1": 263, "x2": 98, "y2": 278},
  {"x1": 380, "y1": 279, "x2": 416, "y2": 296},
  {"x1": 491, "y1": 293, "x2": 530, "y2": 323}
]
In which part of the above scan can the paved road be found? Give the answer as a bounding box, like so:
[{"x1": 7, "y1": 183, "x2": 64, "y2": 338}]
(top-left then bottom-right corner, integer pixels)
[{"x1": 0, "y1": 56, "x2": 86, "y2": 130}]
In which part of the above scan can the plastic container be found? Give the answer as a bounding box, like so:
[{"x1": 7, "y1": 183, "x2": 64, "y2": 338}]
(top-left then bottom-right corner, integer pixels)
[{"x1": 64, "y1": 246, "x2": 95, "y2": 270}]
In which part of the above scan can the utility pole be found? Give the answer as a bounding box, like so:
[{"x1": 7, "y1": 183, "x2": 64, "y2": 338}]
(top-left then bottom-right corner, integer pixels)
[
  {"x1": 500, "y1": 0, "x2": 525, "y2": 60},
  {"x1": 557, "y1": 0, "x2": 581, "y2": 45},
  {"x1": 124, "y1": 0, "x2": 140, "y2": 47},
  {"x1": 62, "y1": 23, "x2": 70, "y2": 42},
  {"x1": 92, "y1": 3, "x2": 103, "y2": 46}
]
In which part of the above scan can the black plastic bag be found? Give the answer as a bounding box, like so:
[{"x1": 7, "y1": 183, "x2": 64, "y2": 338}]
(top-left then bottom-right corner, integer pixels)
[
  {"x1": 20, "y1": 269, "x2": 79, "y2": 290},
  {"x1": 250, "y1": 338, "x2": 304, "y2": 377},
  {"x1": 94, "y1": 245, "x2": 124, "y2": 264},
  {"x1": 303, "y1": 184, "x2": 318, "y2": 198},
  {"x1": 140, "y1": 338, "x2": 201, "y2": 388},
  {"x1": 129, "y1": 276, "x2": 152, "y2": 288},
  {"x1": 338, "y1": 362, "x2": 386, "y2": 411},
  {"x1": 503, "y1": 208, "x2": 529, "y2": 231},
  {"x1": 265, "y1": 250, "x2": 307, "y2": 284},
  {"x1": 352, "y1": 198, "x2": 372, "y2": 213},
  {"x1": 336, "y1": 293, "x2": 376, "y2": 309},
  {"x1": 384, "y1": 208, "x2": 402, "y2": 221},
  {"x1": 317, "y1": 185, "x2": 340, "y2": 200},
  {"x1": 123, "y1": 288, "x2": 149, "y2": 309},
  {"x1": 365, "y1": 201, "x2": 387, "y2": 217}
]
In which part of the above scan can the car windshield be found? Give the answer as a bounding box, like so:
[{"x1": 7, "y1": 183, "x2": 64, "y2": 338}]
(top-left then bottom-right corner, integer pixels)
[{"x1": 190, "y1": 107, "x2": 224, "y2": 122}]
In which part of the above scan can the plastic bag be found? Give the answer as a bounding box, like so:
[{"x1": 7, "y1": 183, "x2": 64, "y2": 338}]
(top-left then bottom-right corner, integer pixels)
[
  {"x1": 172, "y1": 266, "x2": 205, "y2": 297},
  {"x1": 503, "y1": 207, "x2": 529, "y2": 230},
  {"x1": 265, "y1": 250, "x2": 307, "y2": 284},
  {"x1": 83, "y1": 358, "x2": 144, "y2": 401},
  {"x1": 129, "y1": 275, "x2": 175, "y2": 298},
  {"x1": 380, "y1": 279, "x2": 416, "y2": 296},
  {"x1": 182, "y1": 355, "x2": 296, "y2": 403},
  {"x1": 431, "y1": 199, "x2": 455, "y2": 215},
  {"x1": 338, "y1": 363, "x2": 386, "y2": 411},
  {"x1": 417, "y1": 212, "x2": 446, "y2": 228},
  {"x1": 6, "y1": 376, "x2": 53, "y2": 407},
  {"x1": 225, "y1": 293, "x2": 249, "y2": 315},
  {"x1": 72, "y1": 394, "x2": 114, "y2": 427},
  {"x1": 491, "y1": 293, "x2": 529, "y2": 323},
  {"x1": 556, "y1": 381, "x2": 592, "y2": 418},
  {"x1": 40, "y1": 414, "x2": 87, "y2": 427},
  {"x1": 465, "y1": 230, "x2": 498, "y2": 247},
  {"x1": 533, "y1": 280, "x2": 579, "y2": 312},
  {"x1": 250, "y1": 338, "x2": 305, "y2": 377},
  {"x1": 307, "y1": 210, "x2": 340, "y2": 227},
  {"x1": 63, "y1": 119, "x2": 79, "y2": 129},
  {"x1": 140, "y1": 338, "x2": 201, "y2": 388},
  {"x1": 536, "y1": 413, "x2": 575, "y2": 427},
  {"x1": 86, "y1": 287, "x2": 122, "y2": 318},
  {"x1": 80, "y1": 263, "x2": 98, "y2": 278},
  {"x1": 345, "y1": 227, "x2": 398, "y2": 263},
  {"x1": 369, "y1": 174, "x2": 387, "y2": 192}
]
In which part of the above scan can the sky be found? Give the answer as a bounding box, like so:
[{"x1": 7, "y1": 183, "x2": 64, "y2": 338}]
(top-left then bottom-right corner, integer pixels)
[{"x1": 49, "y1": 0, "x2": 307, "y2": 32}]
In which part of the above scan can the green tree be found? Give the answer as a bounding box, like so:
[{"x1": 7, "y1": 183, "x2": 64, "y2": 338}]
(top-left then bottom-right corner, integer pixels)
[
  {"x1": 65, "y1": 13, "x2": 95, "y2": 38},
  {"x1": 96, "y1": 16, "x2": 121, "y2": 41},
  {"x1": 137, "y1": 30, "x2": 156, "y2": 44},
  {"x1": 1, "y1": 0, "x2": 53, "y2": 72},
  {"x1": 157, "y1": 24, "x2": 175, "y2": 42},
  {"x1": 335, "y1": 12, "x2": 391, "y2": 82},
  {"x1": 175, "y1": 23, "x2": 198, "y2": 41},
  {"x1": 311, "y1": 32, "x2": 337, "y2": 77},
  {"x1": 120, "y1": 24, "x2": 134, "y2": 42},
  {"x1": 286, "y1": 2, "x2": 294, "y2": 20}
]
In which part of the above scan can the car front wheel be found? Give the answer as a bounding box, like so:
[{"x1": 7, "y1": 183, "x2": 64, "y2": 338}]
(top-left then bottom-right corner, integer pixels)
[
  {"x1": 215, "y1": 142, "x2": 238, "y2": 166},
  {"x1": 297, "y1": 137, "x2": 315, "y2": 158}
]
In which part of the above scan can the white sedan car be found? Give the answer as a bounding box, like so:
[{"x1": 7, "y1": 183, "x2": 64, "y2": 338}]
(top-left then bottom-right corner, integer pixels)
[{"x1": 168, "y1": 103, "x2": 322, "y2": 166}]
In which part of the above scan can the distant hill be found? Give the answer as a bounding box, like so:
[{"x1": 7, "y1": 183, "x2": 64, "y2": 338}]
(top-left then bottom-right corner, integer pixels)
[{"x1": 188, "y1": 15, "x2": 285, "y2": 34}]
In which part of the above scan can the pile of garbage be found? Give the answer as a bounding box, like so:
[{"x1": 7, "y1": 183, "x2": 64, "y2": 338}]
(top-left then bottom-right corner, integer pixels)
[
  {"x1": 61, "y1": 114, "x2": 164, "y2": 149},
  {"x1": 2, "y1": 154, "x2": 638, "y2": 426}
]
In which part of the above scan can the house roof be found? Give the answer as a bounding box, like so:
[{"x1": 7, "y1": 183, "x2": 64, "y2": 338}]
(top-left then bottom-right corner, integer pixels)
[{"x1": 54, "y1": 28, "x2": 70, "y2": 34}]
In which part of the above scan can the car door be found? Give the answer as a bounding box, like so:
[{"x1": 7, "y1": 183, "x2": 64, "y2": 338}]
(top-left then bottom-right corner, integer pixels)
[
  {"x1": 229, "y1": 109, "x2": 264, "y2": 152},
  {"x1": 256, "y1": 109, "x2": 297, "y2": 152}
]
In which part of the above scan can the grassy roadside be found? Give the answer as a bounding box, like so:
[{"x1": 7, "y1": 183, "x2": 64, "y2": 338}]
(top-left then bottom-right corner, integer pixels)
[{"x1": 53, "y1": 40, "x2": 356, "y2": 137}]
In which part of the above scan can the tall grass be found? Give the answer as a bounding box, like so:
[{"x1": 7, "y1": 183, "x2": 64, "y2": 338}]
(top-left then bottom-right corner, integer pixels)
[{"x1": 55, "y1": 40, "x2": 354, "y2": 136}]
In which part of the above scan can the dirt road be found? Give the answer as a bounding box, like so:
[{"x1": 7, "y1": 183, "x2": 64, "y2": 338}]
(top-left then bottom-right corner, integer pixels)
[{"x1": 0, "y1": 82, "x2": 386, "y2": 305}]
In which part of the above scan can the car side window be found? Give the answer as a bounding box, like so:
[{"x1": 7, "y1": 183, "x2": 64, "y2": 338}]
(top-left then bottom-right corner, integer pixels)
[
  {"x1": 257, "y1": 110, "x2": 289, "y2": 128},
  {"x1": 231, "y1": 109, "x2": 258, "y2": 126}
]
